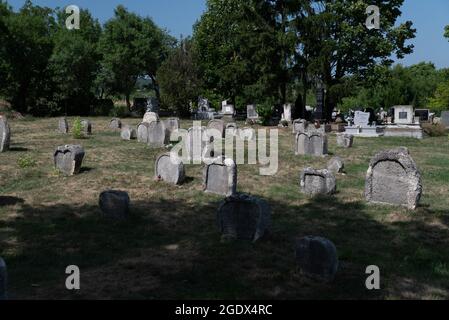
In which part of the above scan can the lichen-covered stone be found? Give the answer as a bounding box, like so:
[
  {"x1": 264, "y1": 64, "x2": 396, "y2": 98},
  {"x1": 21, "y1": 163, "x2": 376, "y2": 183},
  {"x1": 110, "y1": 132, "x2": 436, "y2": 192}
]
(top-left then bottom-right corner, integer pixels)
[
  {"x1": 336, "y1": 133, "x2": 353, "y2": 148},
  {"x1": 80, "y1": 120, "x2": 92, "y2": 135},
  {"x1": 147, "y1": 120, "x2": 168, "y2": 148},
  {"x1": 54, "y1": 145, "x2": 85, "y2": 176},
  {"x1": 295, "y1": 132, "x2": 328, "y2": 156},
  {"x1": 365, "y1": 147, "x2": 422, "y2": 210},
  {"x1": 300, "y1": 168, "x2": 336, "y2": 196},
  {"x1": 327, "y1": 156, "x2": 345, "y2": 174},
  {"x1": 217, "y1": 193, "x2": 271, "y2": 242}
]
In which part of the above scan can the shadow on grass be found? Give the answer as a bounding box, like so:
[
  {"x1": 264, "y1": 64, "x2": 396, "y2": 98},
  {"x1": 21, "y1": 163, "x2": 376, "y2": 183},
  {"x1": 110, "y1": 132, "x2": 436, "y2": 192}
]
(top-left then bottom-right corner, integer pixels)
[
  {"x1": 1, "y1": 194, "x2": 448, "y2": 300},
  {"x1": 0, "y1": 196, "x2": 25, "y2": 206}
]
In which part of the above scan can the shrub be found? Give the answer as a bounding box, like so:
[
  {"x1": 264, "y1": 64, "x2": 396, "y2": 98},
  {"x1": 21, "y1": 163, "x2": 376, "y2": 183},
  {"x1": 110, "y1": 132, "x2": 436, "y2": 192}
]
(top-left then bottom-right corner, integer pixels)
[
  {"x1": 72, "y1": 117, "x2": 85, "y2": 139},
  {"x1": 257, "y1": 101, "x2": 274, "y2": 126},
  {"x1": 109, "y1": 103, "x2": 129, "y2": 118},
  {"x1": 422, "y1": 123, "x2": 448, "y2": 137},
  {"x1": 17, "y1": 155, "x2": 37, "y2": 168}
]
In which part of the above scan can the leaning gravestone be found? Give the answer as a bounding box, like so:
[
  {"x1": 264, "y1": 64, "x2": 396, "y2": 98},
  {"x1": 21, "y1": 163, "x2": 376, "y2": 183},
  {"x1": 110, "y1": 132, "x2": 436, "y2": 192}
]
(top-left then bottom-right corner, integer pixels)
[
  {"x1": 217, "y1": 193, "x2": 271, "y2": 242},
  {"x1": 0, "y1": 116, "x2": 11, "y2": 153},
  {"x1": 109, "y1": 118, "x2": 122, "y2": 129},
  {"x1": 137, "y1": 122, "x2": 150, "y2": 143},
  {"x1": 143, "y1": 112, "x2": 159, "y2": 124},
  {"x1": 441, "y1": 111, "x2": 449, "y2": 129},
  {"x1": 327, "y1": 156, "x2": 345, "y2": 175},
  {"x1": 365, "y1": 147, "x2": 422, "y2": 210},
  {"x1": 300, "y1": 168, "x2": 336, "y2": 196},
  {"x1": 58, "y1": 117, "x2": 69, "y2": 134},
  {"x1": 54, "y1": 145, "x2": 85, "y2": 176},
  {"x1": 295, "y1": 132, "x2": 328, "y2": 156},
  {"x1": 0, "y1": 257, "x2": 6, "y2": 300},
  {"x1": 295, "y1": 236, "x2": 338, "y2": 282},
  {"x1": 207, "y1": 119, "x2": 225, "y2": 138},
  {"x1": 99, "y1": 190, "x2": 130, "y2": 219},
  {"x1": 80, "y1": 120, "x2": 92, "y2": 135},
  {"x1": 336, "y1": 133, "x2": 354, "y2": 148},
  {"x1": 148, "y1": 120, "x2": 168, "y2": 148},
  {"x1": 163, "y1": 118, "x2": 180, "y2": 140},
  {"x1": 155, "y1": 153, "x2": 185, "y2": 185},
  {"x1": 120, "y1": 125, "x2": 137, "y2": 140},
  {"x1": 203, "y1": 156, "x2": 237, "y2": 197}
]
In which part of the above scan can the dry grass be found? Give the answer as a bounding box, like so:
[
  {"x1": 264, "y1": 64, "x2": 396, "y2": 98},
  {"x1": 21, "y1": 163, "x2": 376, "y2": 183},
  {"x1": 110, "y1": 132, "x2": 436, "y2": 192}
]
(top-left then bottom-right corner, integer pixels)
[{"x1": 1, "y1": 117, "x2": 449, "y2": 300}]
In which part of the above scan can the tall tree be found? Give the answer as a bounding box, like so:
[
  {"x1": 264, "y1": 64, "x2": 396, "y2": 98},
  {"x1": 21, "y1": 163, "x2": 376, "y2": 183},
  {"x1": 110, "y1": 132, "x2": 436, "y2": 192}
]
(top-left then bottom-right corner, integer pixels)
[
  {"x1": 0, "y1": 0, "x2": 56, "y2": 114},
  {"x1": 157, "y1": 38, "x2": 202, "y2": 117},
  {"x1": 49, "y1": 8, "x2": 102, "y2": 115},
  {"x1": 99, "y1": 5, "x2": 174, "y2": 109},
  {"x1": 301, "y1": 0, "x2": 416, "y2": 119}
]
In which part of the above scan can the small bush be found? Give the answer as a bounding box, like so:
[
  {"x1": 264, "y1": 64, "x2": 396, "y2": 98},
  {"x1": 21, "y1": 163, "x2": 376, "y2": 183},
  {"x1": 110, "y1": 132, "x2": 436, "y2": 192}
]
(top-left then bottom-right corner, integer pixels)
[
  {"x1": 72, "y1": 117, "x2": 85, "y2": 139},
  {"x1": 422, "y1": 123, "x2": 448, "y2": 137},
  {"x1": 257, "y1": 102, "x2": 274, "y2": 126},
  {"x1": 17, "y1": 155, "x2": 37, "y2": 168}
]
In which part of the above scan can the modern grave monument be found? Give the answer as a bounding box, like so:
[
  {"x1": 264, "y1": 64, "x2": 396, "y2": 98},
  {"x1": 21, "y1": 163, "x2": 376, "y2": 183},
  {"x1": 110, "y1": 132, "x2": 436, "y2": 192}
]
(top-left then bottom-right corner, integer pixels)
[
  {"x1": 344, "y1": 111, "x2": 384, "y2": 137},
  {"x1": 383, "y1": 105, "x2": 423, "y2": 139}
]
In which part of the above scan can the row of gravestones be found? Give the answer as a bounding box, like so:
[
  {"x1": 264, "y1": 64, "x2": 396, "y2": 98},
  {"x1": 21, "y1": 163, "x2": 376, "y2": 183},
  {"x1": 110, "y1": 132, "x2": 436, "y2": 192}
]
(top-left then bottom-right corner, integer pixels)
[
  {"x1": 298, "y1": 147, "x2": 422, "y2": 210},
  {"x1": 58, "y1": 117, "x2": 92, "y2": 135}
]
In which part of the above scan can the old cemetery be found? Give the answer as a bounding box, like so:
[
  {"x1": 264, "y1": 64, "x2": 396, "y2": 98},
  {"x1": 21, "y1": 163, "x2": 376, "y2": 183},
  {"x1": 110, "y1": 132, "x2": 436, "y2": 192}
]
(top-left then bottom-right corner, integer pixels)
[{"x1": 0, "y1": 113, "x2": 448, "y2": 300}]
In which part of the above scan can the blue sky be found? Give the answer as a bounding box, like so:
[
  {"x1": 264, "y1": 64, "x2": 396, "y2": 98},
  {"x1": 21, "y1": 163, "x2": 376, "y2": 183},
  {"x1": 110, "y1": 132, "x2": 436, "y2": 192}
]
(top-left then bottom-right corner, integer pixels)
[{"x1": 6, "y1": 0, "x2": 449, "y2": 68}]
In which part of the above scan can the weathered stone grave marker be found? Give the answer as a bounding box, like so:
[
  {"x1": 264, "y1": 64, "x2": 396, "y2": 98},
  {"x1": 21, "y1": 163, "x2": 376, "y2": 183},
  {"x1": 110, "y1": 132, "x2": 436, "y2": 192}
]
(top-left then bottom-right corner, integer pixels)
[
  {"x1": 300, "y1": 168, "x2": 336, "y2": 196},
  {"x1": 327, "y1": 156, "x2": 345, "y2": 175},
  {"x1": 155, "y1": 153, "x2": 185, "y2": 185},
  {"x1": 0, "y1": 116, "x2": 11, "y2": 152},
  {"x1": 147, "y1": 120, "x2": 168, "y2": 148},
  {"x1": 99, "y1": 190, "x2": 130, "y2": 219},
  {"x1": 58, "y1": 117, "x2": 69, "y2": 134},
  {"x1": 365, "y1": 147, "x2": 422, "y2": 210},
  {"x1": 54, "y1": 145, "x2": 85, "y2": 176},
  {"x1": 80, "y1": 120, "x2": 92, "y2": 135},
  {"x1": 203, "y1": 157, "x2": 237, "y2": 196},
  {"x1": 295, "y1": 132, "x2": 328, "y2": 156},
  {"x1": 336, "y1": 133, "x2": 354, "y2": 148},
  {"x1": 121, "y1": 125, "x2": 137, "y2": 140},
  {"x1": 109, "y1": 118, "x2": 122, "y2": 129},
  {"x1": 295, "y1": 236, "x2": 338, "y2": 282},
  {"x1": 217, "y1": 193, "x2": 271, "y2": 242},
  {"x1": 207, "y1": 119, "x2": 225, "y2": 138},
  {"x1": 137, "y1": 122, "x2": 150, "y2": 143}
]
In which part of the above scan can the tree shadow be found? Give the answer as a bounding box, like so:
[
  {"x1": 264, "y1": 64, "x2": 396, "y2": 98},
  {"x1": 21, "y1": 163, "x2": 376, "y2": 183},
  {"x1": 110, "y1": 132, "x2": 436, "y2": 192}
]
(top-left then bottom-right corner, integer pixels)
[
  {"x1": 1, "y1": 194, "x2": 448, "y2": 300},
  {"x1": 0, "y1": 196, "x2": 25, "y2": 206}
]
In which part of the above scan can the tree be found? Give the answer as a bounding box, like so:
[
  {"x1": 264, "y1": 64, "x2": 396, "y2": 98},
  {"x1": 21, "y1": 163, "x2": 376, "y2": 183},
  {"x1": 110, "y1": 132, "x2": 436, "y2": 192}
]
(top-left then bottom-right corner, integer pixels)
[
  {"x1": 193, "y1": 0, "x2": 292, "y2": 107},
  {"x1": 157, "y1": 38, "x2": 202, "y2": 117},
  {"x1": 49, "y1": 8, "x2": 102, "y2": 115},
  {"x1": 301, "y1": 0, "x2": 416, "y2": 119},
  {"x1": 99, "y1": 5, "x2": 174, "y2": 109},
  {"x1": 0, "y1": 0, "x2": 56, "y2": 114},
  {"x1": 430, "y1": 80, "x2": 449, "y2": 114},
  {"x1": 445, "y1": 25, "x2": 449, "y2": 40}
]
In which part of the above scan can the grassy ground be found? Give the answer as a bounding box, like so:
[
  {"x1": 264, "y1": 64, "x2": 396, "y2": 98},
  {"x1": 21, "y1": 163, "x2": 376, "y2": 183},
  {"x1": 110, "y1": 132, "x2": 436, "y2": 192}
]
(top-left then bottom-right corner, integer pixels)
[{"x1": 1, "y1": 116, "x2": 449, "y2": 300}]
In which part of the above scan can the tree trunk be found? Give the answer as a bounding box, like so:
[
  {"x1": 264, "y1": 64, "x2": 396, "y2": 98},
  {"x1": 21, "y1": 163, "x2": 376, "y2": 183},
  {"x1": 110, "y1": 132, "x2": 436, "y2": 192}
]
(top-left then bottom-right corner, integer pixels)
[
  {"x1": 125, "y1": 93, "x2": 131, "y2": 111},
  {"x1": 150, "y1": 75, "x2": 161, "y2": 101}
]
